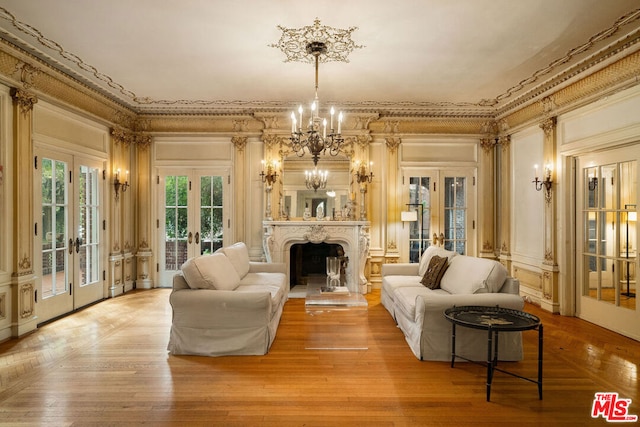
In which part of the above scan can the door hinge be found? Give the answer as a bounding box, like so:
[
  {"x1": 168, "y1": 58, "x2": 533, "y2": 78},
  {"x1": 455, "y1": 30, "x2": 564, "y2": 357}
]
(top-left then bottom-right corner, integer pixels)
[
  {"x1": 433, "y1": 182, "x2": 436, "y2": 191},
  {"x1": 69, "y1": 284, "x2": 72, "y2": 296},
  {"x1": 157, "y1": 263, "x2": 160, "y2": 273},
  {"x1": 103, "y1": 170, "x2": 106, "y2": 180},
  {"x1": 189, "y1": 180, "x2": 192, "y2": 191},
  {"x1": 228, "y1": 175, "x2": 231, "y2": 184},
  {"x1": 402, "y1": 176, "x2": 405, "y2": 185},
  {"x1": 34, "y1": 156, "x2": 38, "y2": 169},
  {"x1": 472, "y1": 220, "x2": 476, "y2": 230},
  {"x1": 103, "y1": 270, "x2": 106, "y2": 281},
  {"x1": 228, "y1": 219, "x2": 231, "y2": 228},
  {"x1": 157, "y1": 175, "x2": 160, "y2": 185},
  {"x1": 103, "y1": 219, "x2": 106, "y2": 231},
  {"x1": 473, "y1": 176, "x2": 476, "y2": 186},
  {"x1": 69, "y1": 170, "x2": 72, "y2": 183},
  {"x1": 34, "y1": 222, "x2": 37, "y2": 236},
  {"x1": 157, "y1": 219, "x2": 160, "y2": 228},
  {"x1": 35, "y1": 290, "x2": 37, "y2": 303}
]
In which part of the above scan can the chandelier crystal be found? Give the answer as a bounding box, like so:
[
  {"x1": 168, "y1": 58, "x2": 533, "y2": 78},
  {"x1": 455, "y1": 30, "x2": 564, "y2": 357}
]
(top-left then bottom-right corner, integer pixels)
[
  {"x1": 305, "y1": 168, "x2": 328, "y2": 192},
  {"x1": 290, "y1": 41, "x2": 344, "y2": 166}
]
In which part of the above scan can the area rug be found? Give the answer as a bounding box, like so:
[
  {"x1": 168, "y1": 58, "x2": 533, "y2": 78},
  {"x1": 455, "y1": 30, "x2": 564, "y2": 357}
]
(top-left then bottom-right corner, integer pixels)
[{"x1": 288, "y1": 285, "x2": 307, "y2": 298}]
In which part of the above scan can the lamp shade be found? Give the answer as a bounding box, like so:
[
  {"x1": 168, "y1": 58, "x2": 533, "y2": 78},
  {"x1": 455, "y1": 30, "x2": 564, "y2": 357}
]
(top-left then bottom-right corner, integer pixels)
[
  {"x1": 629, "y1": 211, "x2": 637, "y2": 222},
  {"x1": 401, "y1": 211, "x2": 418, "y2": 222}
]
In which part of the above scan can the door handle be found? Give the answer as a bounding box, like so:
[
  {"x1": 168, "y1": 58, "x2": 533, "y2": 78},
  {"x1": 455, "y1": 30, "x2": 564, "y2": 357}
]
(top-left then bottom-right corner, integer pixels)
[
  {"x1": 195, "y1": 232, "x2": 200, "y2": 244},
  {"x1": 188, "y1": 232, "x2": 193, "y2": 244},
  {"x1": 75, "y1": 237, "x2": 81, "y2": 253},
  {"x1": 69, "y1": 238, "x2": 74, "y2": 255}
]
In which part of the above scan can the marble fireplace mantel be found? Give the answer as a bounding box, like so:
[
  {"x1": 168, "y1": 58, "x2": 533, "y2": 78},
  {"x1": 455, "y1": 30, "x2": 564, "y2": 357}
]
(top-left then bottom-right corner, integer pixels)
[{"x1": 262, "y1": 220, "x2": 371, "y2": 293}]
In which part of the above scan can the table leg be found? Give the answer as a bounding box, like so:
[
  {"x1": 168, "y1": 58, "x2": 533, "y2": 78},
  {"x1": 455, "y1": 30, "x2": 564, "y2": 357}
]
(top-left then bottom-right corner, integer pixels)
[
  {"x1": 538, "y1": 324, "x2": 543, "y2": 400},
  {"x1": 486, "y1": 327, "x2": 493, "y2": 402},
  {"x1": 451, "y1": 323, "x2": 456, "y2": 368}
]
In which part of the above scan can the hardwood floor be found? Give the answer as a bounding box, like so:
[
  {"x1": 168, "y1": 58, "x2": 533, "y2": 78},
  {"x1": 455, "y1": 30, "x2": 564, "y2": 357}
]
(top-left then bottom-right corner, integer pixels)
[{"x1": 0, "y1": 288, "x2": 638, "y2": 426}]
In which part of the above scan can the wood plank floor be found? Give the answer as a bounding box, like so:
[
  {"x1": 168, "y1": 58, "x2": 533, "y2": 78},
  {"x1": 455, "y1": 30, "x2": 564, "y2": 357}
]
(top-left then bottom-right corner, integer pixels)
[{"x1": 0, "y1": 288, "x2": 638, "y2": 426}]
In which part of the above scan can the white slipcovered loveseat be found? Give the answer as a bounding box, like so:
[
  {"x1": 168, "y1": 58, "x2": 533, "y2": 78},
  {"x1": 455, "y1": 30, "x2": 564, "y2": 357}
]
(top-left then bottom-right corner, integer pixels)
[
  {"x1": 381, "y1": 246, "x2": 524, "y2": 361},
  {"x1": 168, "y1": 242, "x2": 288, "y2": 356}
]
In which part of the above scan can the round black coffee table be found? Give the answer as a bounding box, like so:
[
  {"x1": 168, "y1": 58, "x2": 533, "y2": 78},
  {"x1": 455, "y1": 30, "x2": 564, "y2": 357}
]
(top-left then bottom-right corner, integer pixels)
[{"x1": 444, "y1": 305, "x2": 543, "y2": 402}]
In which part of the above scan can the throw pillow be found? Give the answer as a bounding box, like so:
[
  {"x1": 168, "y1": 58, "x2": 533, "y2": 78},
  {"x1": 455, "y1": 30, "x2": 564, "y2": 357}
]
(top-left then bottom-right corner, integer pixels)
[
  {"x1": 181, "y1": 253, "x2": 241, "y2": 291},
  {"x1": 420, "y1": 255, "x2": 449, "y2": 289}
]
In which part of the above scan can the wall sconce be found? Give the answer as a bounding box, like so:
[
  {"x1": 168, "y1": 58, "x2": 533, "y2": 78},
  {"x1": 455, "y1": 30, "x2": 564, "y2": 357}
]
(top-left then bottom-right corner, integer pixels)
[
  {"x1": 260, "y1": 160, "x2": 279, "y2": 187},
  {"x1": 533, "y1": 163, "x2": 553, "y2": 202},
  {"x1": 355, "y1": 161, "x2": 374, "y2": 184},
  {"x1": 113, "y1": 168, "x2": 129, "y2": 201}
]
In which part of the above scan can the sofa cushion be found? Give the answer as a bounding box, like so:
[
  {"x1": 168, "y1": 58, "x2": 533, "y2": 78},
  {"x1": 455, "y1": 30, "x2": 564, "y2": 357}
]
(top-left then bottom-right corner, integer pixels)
[
  {"x1": 219, "y1": 242, "x2": 251, "y2": 279},
  {"x1": 440, "y1": 255, "x2": 507, "y2": 294},
  {"x1": 181, "y1": 253, "x2": 241, "y2": 291},
  {"x1": 418, "y1": 246, "x2": 457, "y2": 277},
  {"x1": 420, "y1": 255, "x2": 449, "y2": 289}
]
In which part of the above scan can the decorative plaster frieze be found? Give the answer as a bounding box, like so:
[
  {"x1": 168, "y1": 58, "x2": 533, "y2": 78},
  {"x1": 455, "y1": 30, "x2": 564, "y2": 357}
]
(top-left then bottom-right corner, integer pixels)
[{"x1": 13, "y1": 61, "x2": 40, "y2": 89}]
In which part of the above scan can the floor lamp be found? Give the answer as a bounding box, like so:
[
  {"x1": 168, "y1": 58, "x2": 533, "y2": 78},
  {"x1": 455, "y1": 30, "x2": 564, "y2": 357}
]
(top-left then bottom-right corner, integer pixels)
[
  {"x1": 624, "y1": 204, "x2": 637, "y2": 297},
  {"x1": 401, "y1": 203, "x2": 423, "y2": 262}
]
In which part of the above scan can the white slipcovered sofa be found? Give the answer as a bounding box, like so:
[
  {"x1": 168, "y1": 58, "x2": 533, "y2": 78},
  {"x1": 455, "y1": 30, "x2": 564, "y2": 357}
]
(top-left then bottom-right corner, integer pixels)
[
  {"x1": 381, "y1": 246, "x2": 524, "y2": 361},
  {"x1": 167, "y1": 242, "x2": 288, "y2": 356}
]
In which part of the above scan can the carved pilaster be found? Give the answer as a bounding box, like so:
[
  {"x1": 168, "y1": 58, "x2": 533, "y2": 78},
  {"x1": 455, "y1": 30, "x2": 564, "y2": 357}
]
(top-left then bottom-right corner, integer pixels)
[
  {"x1": 478, "y1": 133, "x2": 496, "y2": 259},
  {"x1": 498, "y1": 132, "x2": 512, "y2": 271},
  {"x1": 10, "y1": 87, "x2": 37, "y2": 335},
  {"x1": 539, "y1": 113, "x2": 559, "y2": 313}
]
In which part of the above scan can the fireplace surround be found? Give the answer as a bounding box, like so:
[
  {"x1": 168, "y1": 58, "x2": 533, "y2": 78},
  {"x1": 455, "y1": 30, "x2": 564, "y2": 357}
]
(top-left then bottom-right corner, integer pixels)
[{"x1": 262, "y1": 220, "x2": 370, "y2": 293}]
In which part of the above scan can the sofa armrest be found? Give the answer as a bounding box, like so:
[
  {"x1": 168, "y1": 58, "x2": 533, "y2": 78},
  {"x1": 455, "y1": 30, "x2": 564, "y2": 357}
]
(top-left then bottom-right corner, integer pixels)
[
  {"x1": 381, "y1": 263, "x2": 420, "y2": 277},
  {"x1": 173, "y1": 273, "x2": 190, "y2": 291},
  {"x1": 499, "y1": 277, "x2": 520, "y2": 295},
  {"x1": 415, "y1": 292, "x2": 524, "y2": 327},
  {"x1": 170, "y1": 289, "x2": 272, "y2": 328},
  {"x1": 248, "y1": 261, "x2": 286, "y2": 274}
]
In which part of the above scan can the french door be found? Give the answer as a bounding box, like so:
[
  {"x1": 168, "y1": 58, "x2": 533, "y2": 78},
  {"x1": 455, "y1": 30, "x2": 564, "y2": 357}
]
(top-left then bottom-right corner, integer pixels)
[
  {"x1": 34, "y1": 148, "x2": 105, "y2": 324},
  {"x1": 157, "y1": 168, "x2": 230, "y2": 287},
  {"x1": 403, "y1": 169, "x2": 475, "y2": 262},
  {"x1": 577, "y1": 147, "x2": 639, "y2": 339}
]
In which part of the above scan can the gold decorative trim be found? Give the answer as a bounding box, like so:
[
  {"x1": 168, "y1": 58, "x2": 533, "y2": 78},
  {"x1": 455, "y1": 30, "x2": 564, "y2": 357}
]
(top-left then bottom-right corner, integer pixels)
[
  {"x1": 231, "y1": 136, "x2": 248, "y2": 152},
  {"x1": 270, "y1": 19, "x2": 363, "y2": 64},
  {"x1": 385, "y1": 137, "x2": 402, "y2": 153},
  {"x1": 20, "y1": 283, "x2": 34, "y2": 319},
  {"x1": 0, "y1": 292, "x2": 5, "y2": 319},
  {"x1": 10, "y1": 87, "x2": 37, "y2": 115},
  {"x1": 13, "y1": 61, "x2": 39, "y2": 89}
]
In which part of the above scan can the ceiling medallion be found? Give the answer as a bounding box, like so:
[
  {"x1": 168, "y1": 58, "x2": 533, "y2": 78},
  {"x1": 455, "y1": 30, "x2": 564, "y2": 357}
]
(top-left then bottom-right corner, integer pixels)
[{"x1": 270, "y1": 18, "x2": 363, "y2": 63}]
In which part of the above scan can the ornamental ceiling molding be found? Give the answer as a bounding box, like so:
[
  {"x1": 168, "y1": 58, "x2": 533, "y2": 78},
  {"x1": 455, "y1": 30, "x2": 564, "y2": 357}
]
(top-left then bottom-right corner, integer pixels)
[
  {"x1": 269, "y1": 18, "x2": 363, "y2": 64},
  {"x1": 0, "y1": 6, "x2": 638, "y2": 119}
]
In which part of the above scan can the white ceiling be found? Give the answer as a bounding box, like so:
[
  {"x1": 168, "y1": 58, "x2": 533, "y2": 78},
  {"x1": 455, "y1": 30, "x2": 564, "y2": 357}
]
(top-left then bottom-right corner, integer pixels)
[{"x1": 0, "y1": 0, "x2": 639, "y2": 115}]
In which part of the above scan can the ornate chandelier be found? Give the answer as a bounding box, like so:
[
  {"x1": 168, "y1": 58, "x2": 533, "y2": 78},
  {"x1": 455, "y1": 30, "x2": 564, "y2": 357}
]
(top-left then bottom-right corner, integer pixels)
[
  {"x1": 290, "y1": 41, "x2": 344, "y2": 166},
  {"x1": 305, "y1": 168, "x2": 328, "y2": 192}
]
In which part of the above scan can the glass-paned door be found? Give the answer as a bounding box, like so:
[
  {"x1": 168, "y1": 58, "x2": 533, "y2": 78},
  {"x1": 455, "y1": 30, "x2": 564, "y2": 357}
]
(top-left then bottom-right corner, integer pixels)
[
  {"x1": 404, "y1": 169, "x2": 475, "y2": 262},
  {"x1": 577, "y1": 148, "x2": 639, "y2": 339},
  {"x1": 158, "y1": 168, "x2": 230, "y2": 286},
  {"x1": 35, "y1": 149, "x2": 104, "y2": 323}
]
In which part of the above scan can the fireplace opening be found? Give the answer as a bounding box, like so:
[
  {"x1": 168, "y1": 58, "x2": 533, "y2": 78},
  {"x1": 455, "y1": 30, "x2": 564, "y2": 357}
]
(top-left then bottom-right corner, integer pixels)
[{"x1": 290, "y1": 242, "x2": 345, "y2": 288}]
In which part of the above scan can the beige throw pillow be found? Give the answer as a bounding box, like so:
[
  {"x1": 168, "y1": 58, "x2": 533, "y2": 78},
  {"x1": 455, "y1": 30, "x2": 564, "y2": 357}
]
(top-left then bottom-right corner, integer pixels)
[
  {"x1": 420, "y1": 255, "x2": 449, "y2": 289},
  {"x1": 181, "y1": 253, "x2": 241, "y2": 291}
]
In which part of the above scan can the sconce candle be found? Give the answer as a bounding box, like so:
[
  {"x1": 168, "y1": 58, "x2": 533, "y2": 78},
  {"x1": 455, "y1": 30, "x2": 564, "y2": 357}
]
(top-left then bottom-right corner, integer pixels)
[{"x1": 113, "y1": 168, "x2": 130, "y2": 201}]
